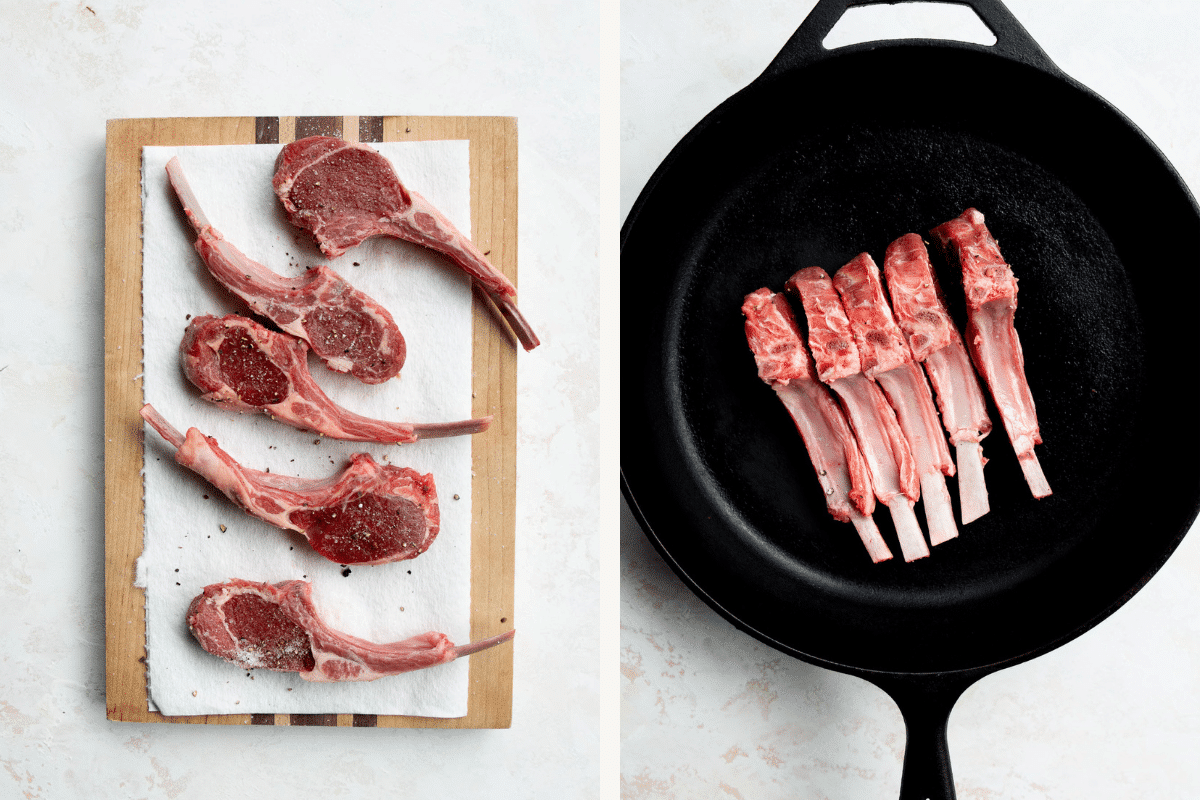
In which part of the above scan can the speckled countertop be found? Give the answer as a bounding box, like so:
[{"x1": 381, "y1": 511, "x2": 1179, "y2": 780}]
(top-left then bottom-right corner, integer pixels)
[
  {"x1": 0, "y1": 2, "x2": 610, "y2": 797},
  {"x1": 622, "y1": 2, "x2": 1200, "y2": 797}
]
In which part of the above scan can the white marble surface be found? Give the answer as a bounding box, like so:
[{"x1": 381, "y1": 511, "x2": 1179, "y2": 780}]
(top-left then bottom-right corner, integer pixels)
[
  {"x1": 622, "y1": 1, "x2": 1200, "y2": 797},
  {"x1": 0, "y1": 1, "x2": 612, "y2": 797}
]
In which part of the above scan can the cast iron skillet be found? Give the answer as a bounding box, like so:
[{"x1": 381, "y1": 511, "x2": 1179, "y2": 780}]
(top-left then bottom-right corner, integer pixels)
[{"x1": 621, "y1": 1, "x2": 1200, "y2": 797}]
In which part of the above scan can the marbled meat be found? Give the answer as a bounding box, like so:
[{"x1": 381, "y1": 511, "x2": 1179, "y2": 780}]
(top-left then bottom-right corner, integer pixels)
[
  {"x1": 788, "y1": 267, "x2": 929, "y2": 562},
  {"x1": 140, "y1": 404, "x2": 440, "y2": 565},
  {"x1": 166, "y1": 157, "x2": 406, "y2": 384},
  {"x1": 272, "y1": 136, "x2": 539, "y2": 351},
  {"x1": 742, "y1": 288, "x2": 892, "y2": 563},
  {"x1": 884, "y1": 233, "x2": 993, "y2": 522},
  {"x1": 187, "y1": 579, "x2": 514, "y2": 682},
  {"x1": 181, "y1": 314, "x2": 490, "y2": 443},
  {"x1": 833, "y1": 253, "x2": 958, "y2": 546},
  {"x1": 930, "y1": 208, "x2": 1051, "y2": 498}
]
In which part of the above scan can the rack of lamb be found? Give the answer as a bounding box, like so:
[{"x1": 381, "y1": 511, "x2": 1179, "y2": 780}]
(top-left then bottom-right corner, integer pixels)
[
  {"x1": 272, "y1": 136, "x2": 539, "y2": 352},
  {"x1": 788, "y1": 267, "x2": 928, "y2": 561},
  {"x1": 832, "y1": 253, "x2": 959, "y2": 546},
  {"x1": 141, "y1": 404, "x2": 441, "y2": 565},
  {"x1": 930, "y1": 209, "x2": 1051, "y2": 498},
  {"x1": 166, "y1": 157, "x2": 406, "y2": 384},
  {"x1": 181, "y1": 314, "x2": 491, "y2": 443},
  {"x1": 187, "y1": 579, "x2": 514, "y2": 682},
  {"x1": 883, "y1": 233, "x2": 993, "y2": 522},
  {"x1": 742, "y1": 288, "x2": 892, "y2": 563}
]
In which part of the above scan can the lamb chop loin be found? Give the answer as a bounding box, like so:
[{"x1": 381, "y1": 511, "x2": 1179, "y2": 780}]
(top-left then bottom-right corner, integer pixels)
[
  {"x1": 788, "y1": 267, "x2": 929, "y2": 561},
  {"x1": 884, "y1": 233, "x2": 993, "y2": 523},
  {"x1": 181, "y1": 314, "x2": 490, "y2": 443},
  {"x1": 272, "y1": 136, "x2": 540, "y2": 352},
  {"x1": 166, "y1": 157, "x2": 406, "y2": 384},
  {"x1": 930, "y1": 208, "x2": 1051, "y2": 498},
  {"x1": 187, "y1": 579, "x2": 514, "y2": 682},
  {"x1": 833, "y1": 253, "x2": 959, "y2": 547},
  {"x1": 140, "y1": 404, "x2": 440, "y2": 565},
  {"x1": 742, "y1": 288, "x2": 892, "y2": 563}
]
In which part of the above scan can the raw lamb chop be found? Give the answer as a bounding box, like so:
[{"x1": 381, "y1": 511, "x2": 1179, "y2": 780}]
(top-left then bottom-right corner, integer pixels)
[
  {"x1": 140, "y1": 404, "x2": 439, "y2": 565},
  {"x1": 930, "y1": 209, "x2": 1051, "y2": 498},
  {"x1": 742, "y1": 288, "x2": 892, "y2": 563},
  {"x1": 833, "y1": 253, "x2": 959, "y2": 547},
  {"x1": 166, "y1": 157, "x2": 406, "y2": 384},
  {"x1": 272, "y1": 136, "x2": 540, "y2": 352},
  {"x1": 187, "y1": 579, "x2": 515, "y2": 682},
  {"x1": 884, "y1": 233, "x2": 993, "y2": 523},
  {"x1": 182, "y1": 314, "x2": 490, "y2": 443},
  {"x1": 788, "y1": 267, "x2": 929, "y2": 561}
]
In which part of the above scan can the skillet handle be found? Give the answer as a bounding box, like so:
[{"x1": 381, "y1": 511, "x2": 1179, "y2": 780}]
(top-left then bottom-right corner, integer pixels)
[
  {"x1": 873, "y1": 672, "x2": 978, "y2": 800},
  {"x1": 760, "y1": 0, "x2": 1058, "y2": 81}
]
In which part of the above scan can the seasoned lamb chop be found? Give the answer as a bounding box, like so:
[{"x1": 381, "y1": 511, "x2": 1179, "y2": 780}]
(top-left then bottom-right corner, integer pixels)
[
  {"x1": 930, "y1": 209, "x2": 1051, "y2": 498},
  {"x1": 181, "y1": 314, "x2": 490, "y2": 443},
  {"x1": 884, "y1": 233, "x2": 993, "y2": 522},
  {"x1": 742, "y1": 288, "x2": 892, "y2": 563},
  {"x1": 833, "y1": 253, "x2": 959, "y2": 546},
  {"x1": 166, "y1": 157, "x2": 406, "y2": 384},
  {"x1": 187, "y1": 579, "x2": 514, "y2": 682},
  {"x1": 788, "y1": 267, "x2": 929, "y2": 561},
  {"x1": 272, "y1": 136, "x2": 539, "y2": 352},
  {"x1": 140, "y1": 404, "x2": 439, "y2": 565}
]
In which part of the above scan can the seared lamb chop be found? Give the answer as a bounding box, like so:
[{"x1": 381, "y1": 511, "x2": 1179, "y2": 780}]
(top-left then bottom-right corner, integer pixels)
[
  {"x1": 930, "y1": 209, "x2": 1051, "y2": 498},
  {"x1": 166, "y1": 157, "x2": 405, "y2": 384},
  {"x1": 140, "y1": 404, "x2": 440, "y2": 565},
  {"x1": 272, "y1": 136, "x2": 539, "y2": 352},
  {"x1": 788, "y1": 267, "x2": 929, "y2": 561},
  {"x1": 833, "y1": 253, "x2": 958, "y2": 546},
  {"x1": 742, "y1": 288, "x2": 892, "y2": 563},
  {"x1": 182, "y1": 314, "x2": 490, "y2": 443},
  {"x1": 884, "y1": 233, "x2": 993, "y2": 522},
  {"x1": 187, "y1": 579, "x2": 514, "y2": 682}
]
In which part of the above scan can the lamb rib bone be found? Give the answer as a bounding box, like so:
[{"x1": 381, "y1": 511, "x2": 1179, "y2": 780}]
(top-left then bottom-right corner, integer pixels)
[
  {"x1": 140, "y1": 404, "x2": 440, "y2": 565},
  {"x1": 181, "y1": 313, "x2": 490, "y2": 443},
  {"x1": 742, "y1": 288, "x2": 892, "y2": 563},
  {"x1": 884, "y1": 233, "x2": 993, "y2": 523},
  {"x1": 165, "y1": 157, "x2": 406, "y2": 385},
  {"x1": 833, "y1": 253, "x2": 959, "y2": 547},
  {"x1": 187, "y1": 578, "x2": 515, "y2": 682},
  {"x1": 788, "y1": 267, "x2": 929, "y2": 561},
  {"x1": 272, "y1": 136, "x2": 540, "y2": 352},
  {"x1": 930, "y1": 208, "x2": 1051, "y2": 498}
]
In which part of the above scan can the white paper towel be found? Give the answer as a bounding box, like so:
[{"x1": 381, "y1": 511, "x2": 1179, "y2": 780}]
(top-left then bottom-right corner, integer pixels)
[{"x1": 138, "y1": 141, "x2": 475, "y2": 716}]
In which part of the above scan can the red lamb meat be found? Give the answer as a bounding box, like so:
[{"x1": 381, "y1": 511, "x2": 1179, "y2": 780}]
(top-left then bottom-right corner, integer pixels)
[
  {"x1": 187, "y1": 579, "x2": 514, "y2": 682},
  {"x1": 181, "y1": 314, "x2": 490, "y2": 443},
  {"x1": 272, "y1": 136, "x2": 539, "y2": 352},
  {"x1": 833, "y1": 253, "x2": 959, "y2": 547},
  {"x1": 742, "y1": 288, "x2": 892, "y2": 563},
  {"x1": 788, "y1": 267, "x2": 929, "y2": 562},
  {"x1": 140, "y1": 404, "x2": 440, "y2": 565},
  {"x1": 930, "y1": 209, "x2": 1051, "y2": 499},
  {"x1": 883, "y1": 233, "x2": 993, "y2": 523},
  {"x1": 166, "y1": 157, "x2": 406, "y2": 384}
]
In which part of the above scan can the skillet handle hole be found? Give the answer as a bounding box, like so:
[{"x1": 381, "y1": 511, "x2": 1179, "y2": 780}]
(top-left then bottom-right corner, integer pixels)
[{"x1": 822, "y1": 3, "x2": 997, "y2": 50}]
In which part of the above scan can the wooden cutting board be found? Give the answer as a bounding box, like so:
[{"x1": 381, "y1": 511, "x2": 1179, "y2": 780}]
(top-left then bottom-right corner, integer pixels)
[{"x1": 104, "y1": 116, "x2": 518, "y2": 728}]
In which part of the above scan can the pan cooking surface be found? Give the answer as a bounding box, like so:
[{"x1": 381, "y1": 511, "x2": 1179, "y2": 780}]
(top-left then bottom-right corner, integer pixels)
[
  {"x1": 671, "y1": 122, "x2": 1140, "y2": 606},
  {"x1": 623, "y1": 47, "x2": 1199, "y2": 673}
]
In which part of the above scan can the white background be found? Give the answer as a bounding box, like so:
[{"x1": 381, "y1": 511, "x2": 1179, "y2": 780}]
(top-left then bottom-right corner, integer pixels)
[
  {"x1": 622, "y1": 1, "x2": 1200, "y2": 798},
  {"x1": 0, "y1": 1, "x2": 615, "y2": 798}
]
